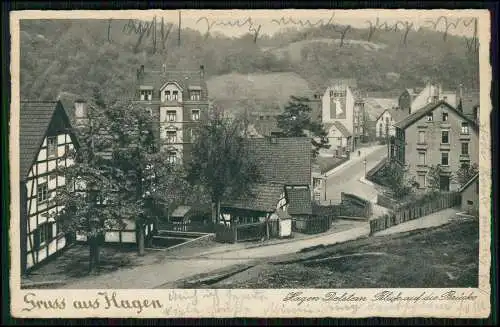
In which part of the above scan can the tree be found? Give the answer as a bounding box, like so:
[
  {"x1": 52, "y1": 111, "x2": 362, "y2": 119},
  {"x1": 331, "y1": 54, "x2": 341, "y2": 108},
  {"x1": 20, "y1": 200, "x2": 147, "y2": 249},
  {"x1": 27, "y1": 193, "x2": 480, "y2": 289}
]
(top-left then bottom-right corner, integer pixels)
[
  {"x1": 186, "y1": 114, "x2": 260, "y2": 225},
  {"x1": 52, "y1": 96, "x2": 187, "y2": 272},
  {"x1": 276, "y1": 96, "x2": 330, "y2": 158},
  {"x1": 375, "y1": 161, "x2": 416, "y2": 199},
  {"x1": 454, "y1": 163, "x2": 479, "y2": 188},
  {"x1": 426, "y1": 164, "x2": 445, "y2": 192}
]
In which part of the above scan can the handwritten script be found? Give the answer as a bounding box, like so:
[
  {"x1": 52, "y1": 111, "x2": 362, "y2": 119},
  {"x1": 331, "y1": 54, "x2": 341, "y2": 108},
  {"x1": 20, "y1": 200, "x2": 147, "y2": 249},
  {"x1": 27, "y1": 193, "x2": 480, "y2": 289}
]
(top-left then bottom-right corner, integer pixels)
[{"x1": 105, "y1": 11, "x2": 479, "y2": 53}]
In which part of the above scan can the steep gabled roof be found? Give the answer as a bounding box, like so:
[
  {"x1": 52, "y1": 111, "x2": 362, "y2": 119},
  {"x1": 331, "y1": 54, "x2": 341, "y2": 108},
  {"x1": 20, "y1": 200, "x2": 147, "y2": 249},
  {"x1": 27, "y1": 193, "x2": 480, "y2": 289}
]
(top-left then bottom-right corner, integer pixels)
[
  {"x1": 459, "y1": 173, "x2": 479, "y2": 193},
  {"x1": 286, "y1": 187, "x2": 313, "y2": 215},
  {"x1": 365, "y1": 97, "x2": 398, "y2": 121},
  {"x1": 222, "y1": 182, "x2": 284, "y2": 212},
  {"x1": 394, "y1": 100, "x2": 479, "y2": 130},
  {"x1": 325, "y1": 121, "x2": 352, "y2": 138},
  {"x1": 138, "y1": 69, "x2": 208, "y2": 98},
  {"x1": 20, "y1": 101, "x2": 75, "y2": 180},
  {"x1": 246, "y1": 137, "x2": 312, "y2": 186}
]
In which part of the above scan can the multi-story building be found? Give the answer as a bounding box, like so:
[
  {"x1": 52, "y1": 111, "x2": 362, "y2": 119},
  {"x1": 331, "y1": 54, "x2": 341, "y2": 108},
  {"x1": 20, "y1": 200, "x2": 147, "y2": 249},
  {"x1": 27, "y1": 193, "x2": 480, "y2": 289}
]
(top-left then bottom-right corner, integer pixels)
[
  {"x1": 20, "y1": 101, "x2": 79, "y2": 274},
  {"x1": 321, "y1": 79, "x2": 364, "y2": 154},
  {"x1": 133, "y1": 65, "x2": 209, "y2": 165},
  {"x1": 392, "y1": 100, "x2": 479, "y2": 192}
]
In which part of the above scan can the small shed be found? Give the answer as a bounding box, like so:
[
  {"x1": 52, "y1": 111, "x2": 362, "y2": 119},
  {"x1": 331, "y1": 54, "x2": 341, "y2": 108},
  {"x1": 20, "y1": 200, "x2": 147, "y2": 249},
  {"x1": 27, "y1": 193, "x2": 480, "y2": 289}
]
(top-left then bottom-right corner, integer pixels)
[
  {"x1": 170, "y1": 205, "x2": 193, "y2": 223},
  {"x1": 459, "y1": 174, "x2": 479, "y2": 217}
]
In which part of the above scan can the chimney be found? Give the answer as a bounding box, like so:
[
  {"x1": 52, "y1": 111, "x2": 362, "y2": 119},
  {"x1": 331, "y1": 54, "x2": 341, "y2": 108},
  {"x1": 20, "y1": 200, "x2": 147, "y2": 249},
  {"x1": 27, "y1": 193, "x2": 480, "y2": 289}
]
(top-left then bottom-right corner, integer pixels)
[
  {"x1": 74, "y1": 100, "x2": 89, "y2": 127},
  {"x1": 200, "y1": 65, "x2": 205, "y2": 79}
]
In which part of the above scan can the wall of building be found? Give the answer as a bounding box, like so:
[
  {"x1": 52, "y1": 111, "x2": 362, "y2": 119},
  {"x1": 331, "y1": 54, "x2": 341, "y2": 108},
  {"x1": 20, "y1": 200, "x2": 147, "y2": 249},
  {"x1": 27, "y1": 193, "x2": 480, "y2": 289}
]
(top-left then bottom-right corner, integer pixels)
[
  {"x1": 403, "y1": 104, "x2": 479, "y2": 191},
  {"x1": 321, "y1": 86, "x2": 354, "y2": 133},
  {"x1": 461, "y1": 179, "x2": 479, "y2": 214},
  {"x1": 24, "y1": 132, "x2": 75, "y2": 270}
]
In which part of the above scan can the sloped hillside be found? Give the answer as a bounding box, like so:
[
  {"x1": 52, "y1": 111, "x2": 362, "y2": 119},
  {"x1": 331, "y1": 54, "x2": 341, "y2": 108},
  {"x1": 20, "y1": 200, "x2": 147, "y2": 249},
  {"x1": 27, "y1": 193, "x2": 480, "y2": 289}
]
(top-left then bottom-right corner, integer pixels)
[{"x1": 207, "y1": 72, "x2": 313, "y2": 116}]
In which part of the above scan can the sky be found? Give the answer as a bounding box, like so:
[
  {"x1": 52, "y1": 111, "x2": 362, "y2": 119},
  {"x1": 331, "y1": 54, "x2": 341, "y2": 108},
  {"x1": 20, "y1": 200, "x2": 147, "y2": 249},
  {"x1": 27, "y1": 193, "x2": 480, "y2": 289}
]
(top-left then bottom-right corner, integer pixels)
[{"x1": 18, "y1": 9, "x2": 485, "y2": 39}]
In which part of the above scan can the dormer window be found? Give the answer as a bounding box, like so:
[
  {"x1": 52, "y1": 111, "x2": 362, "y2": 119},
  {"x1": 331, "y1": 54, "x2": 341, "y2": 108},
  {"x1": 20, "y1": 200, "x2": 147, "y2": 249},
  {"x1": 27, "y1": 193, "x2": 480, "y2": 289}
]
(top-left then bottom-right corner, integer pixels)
[
  {"x1": 461, "y1": 122, "x2": 469, "y2": 134},
  {"x1": 190, "y1": 90, "x2": 201, "y2": 101},
  {"x1": 426, "y1": 113, "x2": 433, "y2": 122},
  {"x1": 172, "y1": 90, "x2": 178, "y2": 101},
  {"x1": 164, "y1": 90, "x2": 171, "y2": 101},
  {"x1": 140, "y1": 89, "x2": 153, "y2": 101}
]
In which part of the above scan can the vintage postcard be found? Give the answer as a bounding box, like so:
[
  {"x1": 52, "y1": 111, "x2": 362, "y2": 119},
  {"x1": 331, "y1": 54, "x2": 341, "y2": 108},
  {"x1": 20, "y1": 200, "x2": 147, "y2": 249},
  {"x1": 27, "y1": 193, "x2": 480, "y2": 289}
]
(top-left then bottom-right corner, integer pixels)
[{"x1": 9, "y1": 9, "x2": 492, "y2": 318}]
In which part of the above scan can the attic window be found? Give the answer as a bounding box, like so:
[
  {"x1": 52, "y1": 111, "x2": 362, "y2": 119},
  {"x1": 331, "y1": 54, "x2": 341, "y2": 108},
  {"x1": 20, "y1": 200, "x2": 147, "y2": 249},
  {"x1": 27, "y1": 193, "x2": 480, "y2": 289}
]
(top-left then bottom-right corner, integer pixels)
[
  {"x1": 426, "y1": 113, "x2": 433, "y2": 122},
  {"x1": 190, "y1": 90, "x2": 201, "y2": 101},
  {"x1": 140, "y1": 90, "x2": 153, "y2": 101}
]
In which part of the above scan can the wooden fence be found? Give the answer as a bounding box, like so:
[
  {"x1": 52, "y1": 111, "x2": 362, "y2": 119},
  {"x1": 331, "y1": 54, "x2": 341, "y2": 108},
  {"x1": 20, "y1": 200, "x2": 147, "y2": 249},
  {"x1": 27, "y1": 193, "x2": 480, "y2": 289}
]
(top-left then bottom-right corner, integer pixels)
[
  {"x1": 370, "y1": 192, "x2": 461, "y2": 234},
  {"x1": 159, "y1": 221, "x2": 215, "y2": 233},
  {"x1": 293, "y1": 215, "x2": 333, "y2": 234},
  {"x1": 214, "y1": 220, "x2": 280, "y2": 243}
]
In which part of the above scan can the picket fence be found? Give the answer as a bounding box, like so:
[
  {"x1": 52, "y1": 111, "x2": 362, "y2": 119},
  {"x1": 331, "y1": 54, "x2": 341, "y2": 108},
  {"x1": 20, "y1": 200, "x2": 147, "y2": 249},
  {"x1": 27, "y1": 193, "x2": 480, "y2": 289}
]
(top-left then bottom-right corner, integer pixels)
[{"x1": 370, "y1": 192, "x2": 460, "y2": 234}]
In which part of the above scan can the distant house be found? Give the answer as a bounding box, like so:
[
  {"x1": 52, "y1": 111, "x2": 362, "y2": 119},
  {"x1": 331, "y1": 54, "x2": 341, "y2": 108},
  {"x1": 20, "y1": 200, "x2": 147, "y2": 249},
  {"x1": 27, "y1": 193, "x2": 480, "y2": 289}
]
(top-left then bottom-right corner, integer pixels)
[
  {"x1": 246, "y1": 110, "x2": 283, "y2": 138},
  {"x1": 321, "y1": 79, "x2": 364, "y2": 153},
  {"x1": 363, "y1": 97, "x2": 400, "y2": 140},
  {"x1": 220, "y1": 137, "x2": 312, "y2": 239},
  {"x1": 459, "y1": 173, "x2": 479, "y2": 217},
  {"x1": 374, "y1": 107, "x2": 409, "y2": 139},
  {"x1": 20, "y1": 101, "x2": 79, "y2": 274},
  {"x1": 392, "y1": 100, "x2": 479, "y2": 192}
]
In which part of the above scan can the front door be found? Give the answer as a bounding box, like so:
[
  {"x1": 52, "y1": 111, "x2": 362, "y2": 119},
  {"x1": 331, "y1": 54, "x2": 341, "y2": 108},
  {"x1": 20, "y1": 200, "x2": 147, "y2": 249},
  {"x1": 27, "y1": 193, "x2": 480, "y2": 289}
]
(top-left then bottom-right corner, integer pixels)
[{"x1": 439, "y1": 175, "x2": 450, "y2": 191}]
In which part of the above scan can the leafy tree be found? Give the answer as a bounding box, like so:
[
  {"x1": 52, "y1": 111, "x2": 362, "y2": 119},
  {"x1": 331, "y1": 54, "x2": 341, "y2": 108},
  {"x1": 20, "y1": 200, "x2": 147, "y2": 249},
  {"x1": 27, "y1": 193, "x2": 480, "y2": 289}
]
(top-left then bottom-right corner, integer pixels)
[
  {"x1": 426, "y1": 164, "x2": 446, "y2": 192},
  {"x1": 454, "y1": 163, "x2": 479, "y2": 188},
  {"x1": 277, "y1": 96, "x2": 330, "y2": 158},
  {"x1": 52, "y1": 97, "x2": 188, "y2": 272},
  {"x1": 375, "y1": 161, "x2": 416, "y2": 199},
  {"x1": 186, "y1": 114, "x2": 260, "y2": 225}
]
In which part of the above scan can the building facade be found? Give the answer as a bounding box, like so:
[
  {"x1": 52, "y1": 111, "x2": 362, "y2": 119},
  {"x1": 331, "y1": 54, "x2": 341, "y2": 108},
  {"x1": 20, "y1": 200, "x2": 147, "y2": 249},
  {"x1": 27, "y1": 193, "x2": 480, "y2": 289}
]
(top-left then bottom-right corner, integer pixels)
[
  {"x1": 20, "y1": 101, "x2": 79, "y2": 273},
  {"x1": 321, "y1": 80, "x2": 362, "y2": 154},
  {"x1": 459, "y1": 173, "x2": 479, "y2": 217},
  {"x1": 134, "y1": 65, "x2": 209, "y2": 165},
  {"x1": 392, "y1": 100, "x2": 479, "y2": 192},
  {"x1": 375, "y1": 108, "x2": 409, "y2": 139}
]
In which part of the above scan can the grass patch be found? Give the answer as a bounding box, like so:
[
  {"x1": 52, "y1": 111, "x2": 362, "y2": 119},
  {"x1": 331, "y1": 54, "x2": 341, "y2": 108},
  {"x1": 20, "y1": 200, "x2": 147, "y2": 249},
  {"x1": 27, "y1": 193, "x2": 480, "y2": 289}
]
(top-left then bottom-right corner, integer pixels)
[{"x1": 206, "y1": 220, "x2": 479, "y2": 288}]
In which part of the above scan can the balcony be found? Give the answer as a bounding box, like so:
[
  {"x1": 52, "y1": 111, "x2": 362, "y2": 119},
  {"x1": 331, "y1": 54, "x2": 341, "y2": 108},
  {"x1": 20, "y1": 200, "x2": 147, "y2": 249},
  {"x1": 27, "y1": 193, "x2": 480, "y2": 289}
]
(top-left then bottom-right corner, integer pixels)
[
  {"x1": 440, "y1": 123, "x2": 451, "y2": 129},
  {"x1": 161, "y1": 99, "x2": 182, "y2": 106}
]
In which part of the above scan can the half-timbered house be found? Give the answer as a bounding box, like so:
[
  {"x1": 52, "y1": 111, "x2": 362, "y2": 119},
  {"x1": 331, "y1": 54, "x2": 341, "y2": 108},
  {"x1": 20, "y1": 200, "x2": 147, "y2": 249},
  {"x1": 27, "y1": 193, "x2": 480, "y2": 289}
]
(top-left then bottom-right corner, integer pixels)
[{"x1": 20, "y1": 101, "x2": 79, "y2": 274}]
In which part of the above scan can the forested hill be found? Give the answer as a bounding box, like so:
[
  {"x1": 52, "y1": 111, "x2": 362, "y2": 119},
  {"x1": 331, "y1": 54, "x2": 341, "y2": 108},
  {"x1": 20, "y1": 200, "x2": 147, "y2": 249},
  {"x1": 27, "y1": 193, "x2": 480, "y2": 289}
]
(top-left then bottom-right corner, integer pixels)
[{"x1": 20, "y1": 19, "x2": 479, "y2": 113}]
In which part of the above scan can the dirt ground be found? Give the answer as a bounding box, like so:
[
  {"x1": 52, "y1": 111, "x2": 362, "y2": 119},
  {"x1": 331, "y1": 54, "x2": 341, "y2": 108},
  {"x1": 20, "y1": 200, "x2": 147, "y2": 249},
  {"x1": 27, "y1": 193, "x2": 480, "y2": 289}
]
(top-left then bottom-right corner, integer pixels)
[{"x1": 183, "y1": 219, "x2": 479, "y2": 289}]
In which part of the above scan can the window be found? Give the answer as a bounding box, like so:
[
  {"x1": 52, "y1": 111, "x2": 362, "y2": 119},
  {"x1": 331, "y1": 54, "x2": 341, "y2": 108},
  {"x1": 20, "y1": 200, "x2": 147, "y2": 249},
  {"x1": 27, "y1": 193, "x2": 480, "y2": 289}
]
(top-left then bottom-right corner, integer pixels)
[
  {"x1": 461, "y1": 122, "x2": 469, "y2": 134},
  {"x1": 329, "y1": 91, "x2": 334, "y2": 97},
  {"x1": 166, "y1": 131, "x2": 177, "y2": 143},
  {"x1": 441, "y1": 152, "x2": 449, "y2": 166},
  {"x1": 47, "y1": 136, "x2": 57, "y2": 157},
  {"x1": 426, "y1": 113, "x2": 433, "y2": 121},
  {"x1": 190, "y1": 90, "x2": 201, "y2": 101},
  {"x1": 442, "y1": 112, "x2": 448, "y2": 122},
  {"x1": 418, "y1": 131, "x2": 425, "y2": 144},
  {"x1": 418, "y1": 152, "x2": 426, "y2": 165},
  {"x1": 37, "y1": 183, "x2": 48, "y2": 203},
  {"x1": 417, "y1": 174, "x2": 426, "y2": 188},
  {"x1": 140, "y1": 90, "x2": 152, "y2": 101},
  {"x1": 172, "y1": 90, "x2": 178, "y2": 100},
  {"x1": 34, "y1": 222, "x2": 53, "y2": 248},
  {"x1": 164, "y1": 90, "x2": 171, "y2": 101},
  {"x1": 259, "y1": 116, "x2": 264, "y2": 120},
  {"x1": 167, "y1": 110, "x2": 177, "y2": 122},
  {"x1": 191, "y1": 109, "x2": 200, "y2": 121},
  {"x1": 441, "y1": 131, "x2": 449, "y2": 144},
  {"x1": 461, "y1": 142, "x2": 469, "y2": 155},
  {"x1": 190, "y1": 129, "x2": 197, "y2": 142},
  {"x1": 167, "y1": 151, "x2": 177, "y2": 164}
]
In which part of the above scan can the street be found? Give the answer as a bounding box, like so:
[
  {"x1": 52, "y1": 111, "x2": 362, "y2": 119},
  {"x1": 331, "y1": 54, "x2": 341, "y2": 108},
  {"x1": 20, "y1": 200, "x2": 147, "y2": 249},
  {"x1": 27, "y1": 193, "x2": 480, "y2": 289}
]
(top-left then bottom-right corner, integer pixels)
[{"x1": 325, "y1": 145, "x2": 388, "y2": 202}]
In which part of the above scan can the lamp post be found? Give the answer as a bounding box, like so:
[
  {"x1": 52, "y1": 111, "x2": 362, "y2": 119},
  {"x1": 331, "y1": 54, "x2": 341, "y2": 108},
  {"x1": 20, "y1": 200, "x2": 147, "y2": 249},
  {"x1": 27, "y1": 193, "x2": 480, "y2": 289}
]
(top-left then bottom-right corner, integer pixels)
[
  {"x1": 363, "y1": 158, "x2": 367, "y2": 177},
  {"x1": 323, "y1": 175, "x2": 327, "y2": 202}
]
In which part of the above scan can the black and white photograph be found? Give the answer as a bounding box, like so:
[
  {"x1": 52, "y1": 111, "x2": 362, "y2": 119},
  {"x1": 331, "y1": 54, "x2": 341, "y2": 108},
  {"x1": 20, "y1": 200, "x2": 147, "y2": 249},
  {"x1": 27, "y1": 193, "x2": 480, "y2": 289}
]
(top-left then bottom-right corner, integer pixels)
[{"x1": 9, "y1": 9, "x2": 492, "y2": 318}]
